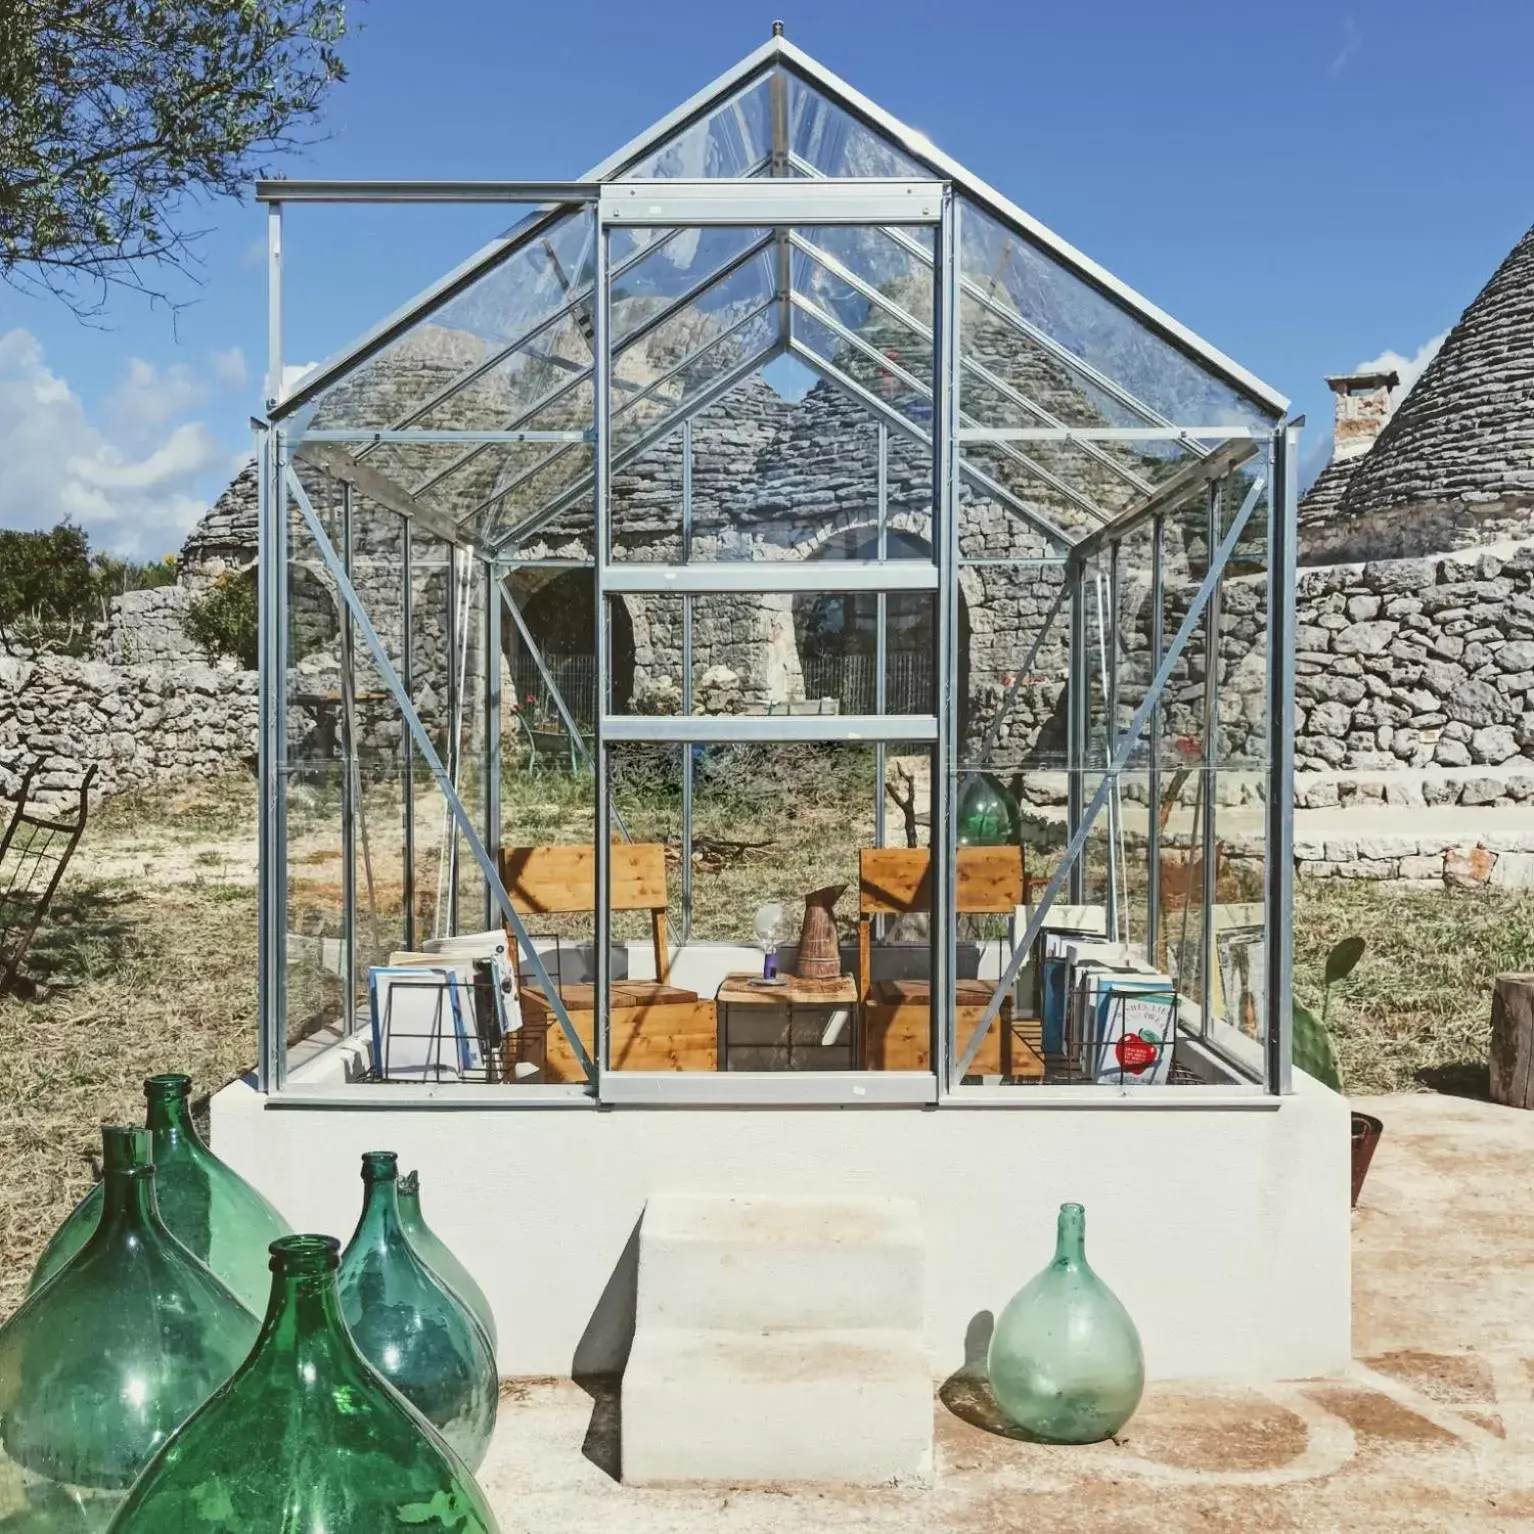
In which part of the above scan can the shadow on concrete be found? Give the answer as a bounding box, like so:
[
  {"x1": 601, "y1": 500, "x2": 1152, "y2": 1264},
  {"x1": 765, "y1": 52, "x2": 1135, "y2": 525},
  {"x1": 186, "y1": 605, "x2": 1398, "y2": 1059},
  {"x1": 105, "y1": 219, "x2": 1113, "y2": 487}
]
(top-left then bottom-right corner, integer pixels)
[
  {"x1": 940, "y1": 1309, "x2": 1029, "y2": 1442},
  {"x1": 1415, "y1": 1062, "x2": 1492, "y2": 1101},
  {"x1": 571, "y1": 1216, "x2": 642, "y2": 1482}
]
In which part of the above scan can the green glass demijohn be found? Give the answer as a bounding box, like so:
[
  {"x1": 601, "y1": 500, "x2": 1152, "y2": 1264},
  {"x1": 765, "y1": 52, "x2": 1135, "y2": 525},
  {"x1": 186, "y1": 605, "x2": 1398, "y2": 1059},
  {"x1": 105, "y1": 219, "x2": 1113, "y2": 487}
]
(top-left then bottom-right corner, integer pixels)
[
  {"x1": 398, "y1": 1170, "x2": 498, "y2": 1354},
  {"x1": 0, "y1": 1127, "x2": 258, "y2": 1532},
  {"x1": 957, "y1": 772, "x2": 1020, "y2": 847},
  {"x1": 104, "y1": 1236, "x2": 502, "y2": 1534},
  {"x1": 338, "y1": 1153, "x2": 498, "y2": 1471},
  {"x1": 29, "y1": 1074, "x2": 290, "y2": 1315},
  {"x1": 987, "y1": 1202, "x2": 1144, "y2": 1443}
]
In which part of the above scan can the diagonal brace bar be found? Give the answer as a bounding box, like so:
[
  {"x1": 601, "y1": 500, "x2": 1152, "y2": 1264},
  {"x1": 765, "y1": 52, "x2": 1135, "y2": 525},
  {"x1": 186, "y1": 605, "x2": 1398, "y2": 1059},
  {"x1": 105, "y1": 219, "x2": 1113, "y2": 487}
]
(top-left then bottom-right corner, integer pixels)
[
  {"x1": 953, "y1": 472, "x2": 1266, "y2": 1081},
  {"x1": 286, "y1": 465, "x2": 596, "y2": 1080}
]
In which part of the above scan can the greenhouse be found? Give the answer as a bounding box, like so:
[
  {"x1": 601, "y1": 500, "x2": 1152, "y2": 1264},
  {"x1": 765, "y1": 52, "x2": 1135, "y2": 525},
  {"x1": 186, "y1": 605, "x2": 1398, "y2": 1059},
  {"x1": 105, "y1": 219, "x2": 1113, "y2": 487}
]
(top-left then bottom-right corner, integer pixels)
[{"x1": 217, "y1": 29, "x2": 1348, "y2": 1386}]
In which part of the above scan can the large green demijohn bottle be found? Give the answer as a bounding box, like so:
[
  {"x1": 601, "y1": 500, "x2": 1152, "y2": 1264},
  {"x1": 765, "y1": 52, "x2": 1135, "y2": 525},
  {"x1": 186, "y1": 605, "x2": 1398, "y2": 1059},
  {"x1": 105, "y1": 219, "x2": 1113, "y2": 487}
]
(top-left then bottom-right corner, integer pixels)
[
  {"x1": 338, "y1": 1153, "x2": 498, "y2": 1471},
  {"x1": 987, "y1": 1202, "x2": 1144, "y2": 1443},
  {"x1": 957, "y1": 771, "x2": 1020, "y2": 847},
  {"x1": 29, "y1": 1074, "x2": 290, "y2": 1314},
  {"x1": 398, "y1": 1170, "x2": 498, "y2": 1353},
  {"x1": 105, "y1": 1236, "x2": 502, "y2": 1533},
  {"x1": 0, "y1": 1127, "x2": 258, "y2": 1531}
]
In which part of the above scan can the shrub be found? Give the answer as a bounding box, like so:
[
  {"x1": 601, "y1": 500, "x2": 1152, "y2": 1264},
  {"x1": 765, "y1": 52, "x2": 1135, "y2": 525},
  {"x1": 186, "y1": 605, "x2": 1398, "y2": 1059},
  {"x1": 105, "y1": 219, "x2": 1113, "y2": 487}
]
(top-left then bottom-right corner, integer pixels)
[{"x1": 183, "y1": 572, "x2": 259, "y2": 669}]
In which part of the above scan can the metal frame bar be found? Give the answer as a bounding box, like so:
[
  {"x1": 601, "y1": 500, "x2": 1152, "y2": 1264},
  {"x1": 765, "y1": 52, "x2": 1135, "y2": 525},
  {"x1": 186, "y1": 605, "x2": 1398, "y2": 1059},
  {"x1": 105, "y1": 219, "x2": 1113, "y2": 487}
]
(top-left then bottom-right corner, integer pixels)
[
  {"x1": 960, "y1": 427, "x2": 1263, "y2": 444},
  {"x1": 303, "y1": 429, "x2": 590, "y2": 446},
  {"x1": 874, "y1": 424, "x2": 888, "y2": 854},
  {"x1": 593, "y1": 224, "x2": 614, "y2": 1087},
  {"x1": 932, "y1": 192, "x2": 960, "y2": 1091},
  {"x1": 680, "y1": 417, "x2": 695, "y2": 942},
  {"x1": 285, "y1": 464, "x2": 595, "y2": 1079},
  {"x1": 1146, "y1": 513, "x2": 1165, "y2": 961},
  {"x1": 1265, "y1": 425, "x2": 1298, "y2": 1095},
  {"x1": 1103, "y1": 548, "x2": 1121, "y2": 944},
  {"x1": 599, "y1": 177, "x2": 944, "y2": 228},
  {"x1": 444, "y1": 546, "x2": 462, "y2": 936},
  {"x1": 601, "y1": 560, "x2": 939, "y2": 594},
  {"x1": 265, "y1": 204, "x2": 283, "y2": 412},
  {"x1": 602, "y1": 714, "x2": 938, "y2": 745},
  {"x1": 256, "y1": 423, "x2": 287, "y2": 1091},
  {"x1": 1066, "y1": 576, "x2": 1087, "y2": 905},
  {"x1": 400, "y1": 518, "x2": 416, "y2": 950},
  {"x1": 256, "y1": 180, "x2": 600, "y2": 203},
  {"x1": 292, "y1": 442, "x2": 467, "y2": 548},
  {"x1": 339, "y1": 482, "x2": 357, "y2": 1030},
  {"x1": 1199, "y1": 482, "x2": 1222, "y2": 1035},
  {"x1": 485, "y1": 555, "x2": 502, "y2": 930},
  {"x1": 952, "y1": 472, "x2": 1267, "y2": 1078}
]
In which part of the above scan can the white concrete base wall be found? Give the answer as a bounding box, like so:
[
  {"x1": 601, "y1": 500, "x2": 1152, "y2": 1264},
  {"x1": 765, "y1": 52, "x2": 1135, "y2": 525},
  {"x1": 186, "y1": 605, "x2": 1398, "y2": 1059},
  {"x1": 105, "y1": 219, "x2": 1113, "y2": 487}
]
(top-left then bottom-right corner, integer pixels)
[{"x1": 211, "y1": 1074, "x2": 1351, "y2": 1383}]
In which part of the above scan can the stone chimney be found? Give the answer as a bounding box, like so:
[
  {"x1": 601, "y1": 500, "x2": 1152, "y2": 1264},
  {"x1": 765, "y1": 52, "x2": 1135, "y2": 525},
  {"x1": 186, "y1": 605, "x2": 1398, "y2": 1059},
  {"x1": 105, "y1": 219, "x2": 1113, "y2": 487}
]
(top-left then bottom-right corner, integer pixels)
[{"x1": 1323, "y1": 369, "x2": 1399, "y2": 462}]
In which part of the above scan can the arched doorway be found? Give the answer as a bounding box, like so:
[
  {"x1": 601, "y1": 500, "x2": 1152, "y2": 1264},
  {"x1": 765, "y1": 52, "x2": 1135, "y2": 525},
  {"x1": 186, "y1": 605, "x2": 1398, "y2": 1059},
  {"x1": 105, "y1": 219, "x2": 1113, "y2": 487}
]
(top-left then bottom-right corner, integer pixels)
[
  {"x1": 792, "y1": 528, "x2": 970, "y2": 739},
  {"x1": 509, "y1": 569, "x2": 635, "y2": 723}
]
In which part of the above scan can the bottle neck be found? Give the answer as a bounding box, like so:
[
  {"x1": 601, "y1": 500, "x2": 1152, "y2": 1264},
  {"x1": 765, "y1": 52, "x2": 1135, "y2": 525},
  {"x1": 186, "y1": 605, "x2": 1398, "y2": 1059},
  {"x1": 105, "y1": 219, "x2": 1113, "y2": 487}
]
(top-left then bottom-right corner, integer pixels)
[
  {"x1": 252, "y1": 1241, "x2": 363, "y2": 1375},
  {"x1": 95, "y1": 1165, "x2": 165, "y2": 1241},
  {"x1": 144, "y1": 1089, "x2": 200, "y2": 1155},
  {"x1": 1053, "y1": 1204, "x2": 1087, "y2": 1268},
  {"x1": 354, "y1": 1167, "x2": 405, "y2": 1249}
]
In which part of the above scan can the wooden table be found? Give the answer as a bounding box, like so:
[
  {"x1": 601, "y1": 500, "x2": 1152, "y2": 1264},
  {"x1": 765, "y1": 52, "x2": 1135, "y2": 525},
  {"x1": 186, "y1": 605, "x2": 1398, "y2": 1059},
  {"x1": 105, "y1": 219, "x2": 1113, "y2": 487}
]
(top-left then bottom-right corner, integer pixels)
[{"x1": 715, "y1": 972, "x2": 859, "y2": 1072}]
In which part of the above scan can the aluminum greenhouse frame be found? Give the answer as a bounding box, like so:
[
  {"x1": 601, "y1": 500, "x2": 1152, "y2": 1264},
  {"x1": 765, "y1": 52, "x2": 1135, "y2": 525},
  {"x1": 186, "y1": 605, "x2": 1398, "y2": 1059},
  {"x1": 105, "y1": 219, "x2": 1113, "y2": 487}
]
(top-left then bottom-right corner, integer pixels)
[
  {"x1": 250, "y1": 30, "x2": 1301, "y2": 1106},
  {"x1": 216, "y1": 29, "x2": 1354, "y2": 1387}
]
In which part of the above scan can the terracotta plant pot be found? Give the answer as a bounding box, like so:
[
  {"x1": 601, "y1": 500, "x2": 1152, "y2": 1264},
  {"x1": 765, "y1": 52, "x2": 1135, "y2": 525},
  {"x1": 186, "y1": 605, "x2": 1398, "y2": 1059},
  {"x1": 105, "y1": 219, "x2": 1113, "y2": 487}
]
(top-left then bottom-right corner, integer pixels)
[{"x1": 1350, "y1": 1111, "x2": 1383, "y2": 1208}]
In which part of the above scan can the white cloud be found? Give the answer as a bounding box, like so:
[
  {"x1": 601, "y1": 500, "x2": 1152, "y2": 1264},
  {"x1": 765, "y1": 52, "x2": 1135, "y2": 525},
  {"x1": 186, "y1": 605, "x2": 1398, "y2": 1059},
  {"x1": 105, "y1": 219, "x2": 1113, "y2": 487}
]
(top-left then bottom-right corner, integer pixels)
[
  {"x1": 1355, "y1": 329, "x2": 1449, "y2": 413},
  {"x1": 1329, "y1": 15, "x2": 1362, "y2": 78},
  {"x1": 211, "y1": 347, "x2": 247, "y2": 390},
  {"x1": 281, "y1": 360, "x2": 319, "y2": 396},
  {"x1": 0, "y1": 329, "x2": 234, "y2": 560}
]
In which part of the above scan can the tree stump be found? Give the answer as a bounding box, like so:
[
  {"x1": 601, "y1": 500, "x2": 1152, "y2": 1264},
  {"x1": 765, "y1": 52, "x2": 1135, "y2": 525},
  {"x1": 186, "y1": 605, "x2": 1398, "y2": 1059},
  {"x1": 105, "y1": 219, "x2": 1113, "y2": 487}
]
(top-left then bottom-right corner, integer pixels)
[{"x1": 1490, "y1": 974, "x2": 1534, "y2": 1109}]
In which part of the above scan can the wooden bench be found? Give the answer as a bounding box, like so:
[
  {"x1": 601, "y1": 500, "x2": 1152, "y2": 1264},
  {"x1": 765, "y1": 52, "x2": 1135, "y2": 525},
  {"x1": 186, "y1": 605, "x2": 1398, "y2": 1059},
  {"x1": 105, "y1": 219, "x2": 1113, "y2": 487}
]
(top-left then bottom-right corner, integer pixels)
[
  {"x1": 857, "y1": 846, "x2": 1043, "y2": 1080},
  {"x1": 498, "y1": 843, "x2": 715, "y2": 1082}
]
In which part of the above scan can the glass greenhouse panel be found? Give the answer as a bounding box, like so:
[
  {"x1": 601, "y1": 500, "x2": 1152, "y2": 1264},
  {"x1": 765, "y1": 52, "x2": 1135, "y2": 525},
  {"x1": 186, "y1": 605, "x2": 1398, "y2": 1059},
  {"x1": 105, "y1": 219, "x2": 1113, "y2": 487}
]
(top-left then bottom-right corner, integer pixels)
[
  {"x1": 620, "y1": 72, "x2": 774, "y2": 179},
  {"x1": 788, "y1": 72, "x2": 929, "y2": 180},
  {"x1": 959, "y1": 198, "x2": 1279, "y2": 436},
  {"x1": 290, "y1": 207, "x2": 597, "y2": 438}
]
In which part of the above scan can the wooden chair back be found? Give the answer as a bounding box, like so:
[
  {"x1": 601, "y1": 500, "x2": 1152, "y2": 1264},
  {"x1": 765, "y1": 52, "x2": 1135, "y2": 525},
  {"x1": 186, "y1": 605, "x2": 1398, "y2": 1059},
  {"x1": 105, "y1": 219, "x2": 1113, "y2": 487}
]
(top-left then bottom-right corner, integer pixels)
[
  {"x1": 498, "y1": 842, "x2": 674, "y2": 985},
  {"x1": 856, "y1": 846, "x2": 1024, "y2": 998}
]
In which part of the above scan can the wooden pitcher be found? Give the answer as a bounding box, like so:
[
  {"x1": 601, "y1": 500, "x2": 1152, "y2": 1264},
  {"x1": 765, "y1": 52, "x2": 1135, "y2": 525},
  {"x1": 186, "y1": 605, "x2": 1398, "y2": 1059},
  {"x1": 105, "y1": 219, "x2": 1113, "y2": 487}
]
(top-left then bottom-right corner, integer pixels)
[{"x1": 795, "y1": 884, "x2": 846, "y2": 980}]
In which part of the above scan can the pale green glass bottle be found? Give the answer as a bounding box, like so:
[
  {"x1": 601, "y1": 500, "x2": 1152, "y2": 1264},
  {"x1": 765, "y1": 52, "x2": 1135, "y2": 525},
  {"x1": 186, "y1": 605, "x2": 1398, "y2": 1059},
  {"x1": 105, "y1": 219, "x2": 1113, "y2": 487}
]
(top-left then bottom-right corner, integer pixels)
[
  {"x1": 30, "y1": 1075, "x2": 289, "y2": 1314},
  {"x1": 987, "y1": 1203, "x2": 1144, "y2": 1443},
  {"x1": 104, "y1": 1236, "x2": 501, "y2": 1533},
  {"x1": 0, "y1": 1127, "x2": 258, "y2": 1531},
  {"x1": 399, "y1": 1170, "x2": 498, "y2": 1353},
  {"x1": 338, "y1": 1153, "x2": 498, "y2": 1471}
]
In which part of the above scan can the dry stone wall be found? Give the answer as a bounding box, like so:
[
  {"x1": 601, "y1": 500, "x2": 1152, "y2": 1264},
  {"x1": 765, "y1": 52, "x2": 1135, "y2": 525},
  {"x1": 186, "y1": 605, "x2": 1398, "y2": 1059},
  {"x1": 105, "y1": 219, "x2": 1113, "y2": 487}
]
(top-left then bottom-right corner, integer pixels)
[{"x1": 0, "y1": 655, "x2": 258, "y2": 805}]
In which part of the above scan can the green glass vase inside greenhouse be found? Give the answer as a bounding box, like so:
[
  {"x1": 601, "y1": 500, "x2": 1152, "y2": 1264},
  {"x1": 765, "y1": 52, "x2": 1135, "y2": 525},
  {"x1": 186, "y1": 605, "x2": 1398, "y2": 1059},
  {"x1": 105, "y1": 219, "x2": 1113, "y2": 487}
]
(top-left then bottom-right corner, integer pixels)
[
  {"x1": 105, "y1": 1235, "x2": 501, "y2": 1534},
  {"x1": 956, "y1": 772, "x2": 1020, "y2": 847},
  {"x1": 0, "y1": 1126, "x2": 258, "y2": 1532},
  {"x1": 29, "y1": 1074, "x2": 290, "y2": 1315},
  {"x1": 398, "y1": 1171, "x2": 498, "y2": 1353},
  {"x1": 986, "y1": 1202, "x2": 1144, "y2": 1443},
  {"x1": 338, "y1": 1153, "x2": 498, "y2": 1471}
]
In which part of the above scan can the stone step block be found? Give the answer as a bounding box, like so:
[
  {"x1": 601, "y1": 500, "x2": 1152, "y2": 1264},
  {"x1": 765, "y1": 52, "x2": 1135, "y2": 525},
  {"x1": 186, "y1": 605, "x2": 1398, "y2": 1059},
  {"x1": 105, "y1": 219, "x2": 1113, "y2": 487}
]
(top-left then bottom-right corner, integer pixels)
[
  {"x1": 621, "y1": 1325, "x2": 933, "y2": 1484},
  {"x1": 635, "y1": 1193, "x2": 924, "y2": 1334}
]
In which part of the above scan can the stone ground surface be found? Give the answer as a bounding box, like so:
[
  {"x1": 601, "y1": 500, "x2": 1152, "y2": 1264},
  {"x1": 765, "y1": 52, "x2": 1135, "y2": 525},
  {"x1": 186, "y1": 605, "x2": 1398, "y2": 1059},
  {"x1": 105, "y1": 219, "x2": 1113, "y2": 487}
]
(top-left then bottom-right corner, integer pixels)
[{"x1": 474, "y1": 1090, "x2": 1534, "y2": 1531}]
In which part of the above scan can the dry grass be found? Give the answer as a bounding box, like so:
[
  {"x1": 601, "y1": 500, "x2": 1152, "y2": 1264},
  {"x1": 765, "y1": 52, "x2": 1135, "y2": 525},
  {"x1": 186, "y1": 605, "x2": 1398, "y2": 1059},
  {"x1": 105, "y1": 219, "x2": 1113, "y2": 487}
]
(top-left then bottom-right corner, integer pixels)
[{"x1": 1, "y1": 760, "x2": 1527, "y2": 1317}]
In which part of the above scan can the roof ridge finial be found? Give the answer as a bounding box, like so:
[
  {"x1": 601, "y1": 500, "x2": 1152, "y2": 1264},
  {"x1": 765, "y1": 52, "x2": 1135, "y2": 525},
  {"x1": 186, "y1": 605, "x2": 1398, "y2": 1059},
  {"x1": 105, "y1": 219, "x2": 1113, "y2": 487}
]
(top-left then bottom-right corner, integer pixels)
[{"x1": 771, "y1": 19, "x2": 785, "y2": 37}]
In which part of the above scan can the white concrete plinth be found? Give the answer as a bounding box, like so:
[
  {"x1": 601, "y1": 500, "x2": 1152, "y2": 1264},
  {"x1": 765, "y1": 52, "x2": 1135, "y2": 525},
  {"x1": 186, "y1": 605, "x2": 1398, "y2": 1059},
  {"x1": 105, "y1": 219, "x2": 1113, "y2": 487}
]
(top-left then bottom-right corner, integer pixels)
[{"x1": 621, "y1": 1195, "x2": 932, "y2": 1484}]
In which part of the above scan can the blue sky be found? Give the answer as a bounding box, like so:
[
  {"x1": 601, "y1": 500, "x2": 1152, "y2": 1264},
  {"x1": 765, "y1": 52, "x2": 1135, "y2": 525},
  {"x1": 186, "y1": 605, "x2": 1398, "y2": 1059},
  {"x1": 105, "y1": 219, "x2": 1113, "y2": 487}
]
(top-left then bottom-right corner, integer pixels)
[{"x1": 3, "y1": 0, "x2": 1532, "y2": 557}]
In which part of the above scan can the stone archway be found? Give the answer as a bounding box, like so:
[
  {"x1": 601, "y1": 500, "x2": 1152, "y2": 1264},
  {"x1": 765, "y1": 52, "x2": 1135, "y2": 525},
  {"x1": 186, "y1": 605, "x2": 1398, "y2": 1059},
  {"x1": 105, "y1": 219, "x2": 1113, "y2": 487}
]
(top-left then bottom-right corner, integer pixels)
[
  {"x1": 507, "y1": 569, "x2": 635, "y2": 722},
  {"x1": 792, "y1": 527, "x2": 971, "y2": 740}
]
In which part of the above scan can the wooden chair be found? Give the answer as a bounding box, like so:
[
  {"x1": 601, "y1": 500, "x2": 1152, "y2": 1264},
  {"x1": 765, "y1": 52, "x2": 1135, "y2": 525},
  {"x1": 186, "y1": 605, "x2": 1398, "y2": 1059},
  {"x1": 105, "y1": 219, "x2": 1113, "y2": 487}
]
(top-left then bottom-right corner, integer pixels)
[
  {"x1": 497, "y1": 843, "x2": 715, "y2": 1082},
  {"x1": 857, "y1": 846, "x2": 1043, "y2": 1080}
]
